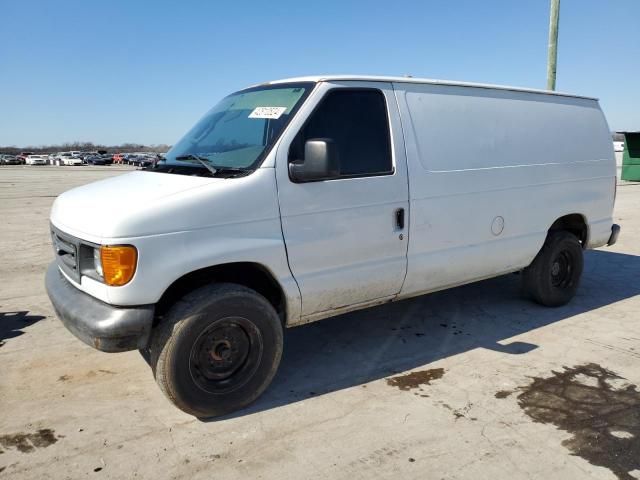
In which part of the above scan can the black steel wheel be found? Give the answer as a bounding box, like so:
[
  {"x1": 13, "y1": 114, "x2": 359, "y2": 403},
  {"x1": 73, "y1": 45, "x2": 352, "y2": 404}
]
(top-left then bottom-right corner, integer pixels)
[
  {"x1": 523, "y1": 231, "x2": 583, "y2": 307},
  {"x1": 150, "y1": 283, "x2": 283, "y2": 418},
  {"x1": 189, "y1": 317, "x2": 263, "y2": 394},
  {"x1": 550, "y1": 250, "x2": 573, "y2": 288}
]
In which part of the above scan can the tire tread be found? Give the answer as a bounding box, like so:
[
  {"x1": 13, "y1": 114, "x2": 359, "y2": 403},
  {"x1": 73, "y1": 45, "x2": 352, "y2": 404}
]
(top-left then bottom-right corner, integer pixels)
[
  {"x1": 150, "y1": 283, "x2": 282, "y2": 417},
  {"x1": 522, "y1": 231, "x2": 583, "y2": 307}
]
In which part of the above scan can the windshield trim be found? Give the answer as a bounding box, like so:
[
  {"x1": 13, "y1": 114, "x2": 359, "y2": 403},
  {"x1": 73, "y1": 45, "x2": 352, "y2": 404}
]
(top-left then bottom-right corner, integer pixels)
[{"x1": 165, "y1": 81, "x2": 316, "y2": 174}]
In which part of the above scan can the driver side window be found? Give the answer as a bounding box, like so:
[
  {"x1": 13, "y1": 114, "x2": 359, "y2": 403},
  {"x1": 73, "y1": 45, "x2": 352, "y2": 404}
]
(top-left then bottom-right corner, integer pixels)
[{"x1": 288, "y1": 89, "x2": 393, "y2": 177}]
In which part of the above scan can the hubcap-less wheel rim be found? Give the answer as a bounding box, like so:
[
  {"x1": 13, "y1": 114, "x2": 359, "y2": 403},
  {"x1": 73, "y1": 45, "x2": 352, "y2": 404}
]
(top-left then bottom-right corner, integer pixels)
[
  {"x1": 551, "y1": 250, "x2": 573, "y2": 288},
  {"x1": 189, "y1": 317, "x2": 263, "y2": 394}
]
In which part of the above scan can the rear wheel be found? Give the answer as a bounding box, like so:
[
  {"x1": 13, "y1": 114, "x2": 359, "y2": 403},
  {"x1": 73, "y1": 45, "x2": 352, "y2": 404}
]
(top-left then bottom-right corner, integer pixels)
[
  {"x1": 150, "y1": 283, "x2": 283, "y2": 418},
  {"x1": 522, "y1": 231, "x2": 583, "y2": 307}
]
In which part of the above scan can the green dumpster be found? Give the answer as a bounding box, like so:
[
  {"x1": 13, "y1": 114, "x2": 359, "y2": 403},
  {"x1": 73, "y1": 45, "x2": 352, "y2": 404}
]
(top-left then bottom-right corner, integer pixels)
[{"x1": 621, "y1": 131, "x2": 640, "y2": 181}]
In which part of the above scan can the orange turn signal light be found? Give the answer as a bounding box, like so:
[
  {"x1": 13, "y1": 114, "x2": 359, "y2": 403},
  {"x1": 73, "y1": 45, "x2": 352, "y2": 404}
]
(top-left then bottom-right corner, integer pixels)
[{"x1": 100, "y1": 245, "x2": 137, "y2": 286}]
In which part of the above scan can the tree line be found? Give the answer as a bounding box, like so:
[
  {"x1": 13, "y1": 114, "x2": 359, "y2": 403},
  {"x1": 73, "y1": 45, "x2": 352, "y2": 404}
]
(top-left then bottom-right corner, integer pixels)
[{"x1": 0, "y1": 142, "x2": 172, "y2": 155}]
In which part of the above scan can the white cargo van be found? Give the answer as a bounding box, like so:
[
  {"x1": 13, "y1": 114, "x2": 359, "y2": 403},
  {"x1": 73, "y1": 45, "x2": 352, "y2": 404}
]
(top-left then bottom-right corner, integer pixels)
[{"x1": 46, "y1": 75, "x2": 620, "y2": 417}]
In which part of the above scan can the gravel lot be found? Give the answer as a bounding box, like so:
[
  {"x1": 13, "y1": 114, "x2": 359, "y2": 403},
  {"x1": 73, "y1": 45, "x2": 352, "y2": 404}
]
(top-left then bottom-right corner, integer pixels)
[{"x1": 1, "y1": 165, "x2": 639, "y2": 480}]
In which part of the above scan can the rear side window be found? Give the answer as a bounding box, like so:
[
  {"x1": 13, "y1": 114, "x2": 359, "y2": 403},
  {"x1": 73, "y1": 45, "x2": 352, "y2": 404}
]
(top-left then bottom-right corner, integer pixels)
[{"x1": 289, "y1": 89, "x2": 393, "y2": 177}]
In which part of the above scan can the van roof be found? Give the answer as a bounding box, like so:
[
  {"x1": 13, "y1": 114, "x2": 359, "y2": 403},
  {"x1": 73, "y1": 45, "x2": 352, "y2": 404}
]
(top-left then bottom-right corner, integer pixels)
[{"x1": 262, "y1": 75, "x2": 597, "y2": 101}]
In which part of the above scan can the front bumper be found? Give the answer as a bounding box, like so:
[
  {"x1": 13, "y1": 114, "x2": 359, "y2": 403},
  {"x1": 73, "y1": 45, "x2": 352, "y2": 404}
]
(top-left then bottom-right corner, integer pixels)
[{"x1": 45, "y1": 262, "x2": 154, "y2": 352}]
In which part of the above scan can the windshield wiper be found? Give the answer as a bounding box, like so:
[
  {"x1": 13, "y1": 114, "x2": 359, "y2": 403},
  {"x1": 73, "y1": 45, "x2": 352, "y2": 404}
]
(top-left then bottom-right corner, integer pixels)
[
  {"x1": 175, "y1": 154, "x2": 217, "y2": 175},
  {"x1": 209, "y1": 165, "x2": 253, "y2": 173},
  {"x1": 175, "y1": 155, "x2": 254, "y2": 177}
]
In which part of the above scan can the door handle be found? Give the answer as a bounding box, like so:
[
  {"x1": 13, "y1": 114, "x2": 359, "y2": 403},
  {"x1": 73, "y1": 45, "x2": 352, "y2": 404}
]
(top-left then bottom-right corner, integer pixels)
[{"x1": 395, "y1": 208, "x2": 405, "y2": 230}]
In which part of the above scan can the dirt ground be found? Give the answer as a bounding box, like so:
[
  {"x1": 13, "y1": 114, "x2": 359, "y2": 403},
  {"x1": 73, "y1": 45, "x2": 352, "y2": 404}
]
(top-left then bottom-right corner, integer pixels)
[{"x1": 1, "y1": 165, "x2": 639, "y2": 480}]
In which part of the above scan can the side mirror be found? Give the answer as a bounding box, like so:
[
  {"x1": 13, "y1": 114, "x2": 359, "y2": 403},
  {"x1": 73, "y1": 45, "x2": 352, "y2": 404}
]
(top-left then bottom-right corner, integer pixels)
[{"x1": 289, "y1": 138, "x2": 340, "y2": 182}]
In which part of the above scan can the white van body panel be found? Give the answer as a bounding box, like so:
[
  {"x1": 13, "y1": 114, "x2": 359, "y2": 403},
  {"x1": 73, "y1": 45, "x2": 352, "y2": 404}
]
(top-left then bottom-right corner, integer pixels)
[
  {"x1": 51, "y1": 171, "x2": 219, "y2": 239},
  {"x1": 392, "y1": 82, "x2": 615, "y2": 298},
  {"x1": 50, "y1": 167, "x2": 302, "y2": 320},
  {"x1": 274, "y1": 81, "x2": 409, "y2": 321}
]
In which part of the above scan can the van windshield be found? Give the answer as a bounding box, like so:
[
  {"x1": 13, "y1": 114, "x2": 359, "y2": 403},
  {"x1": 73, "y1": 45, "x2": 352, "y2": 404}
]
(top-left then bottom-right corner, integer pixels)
[{"x1": 161, "y1": 83, "x2": 313, "y2": 173}]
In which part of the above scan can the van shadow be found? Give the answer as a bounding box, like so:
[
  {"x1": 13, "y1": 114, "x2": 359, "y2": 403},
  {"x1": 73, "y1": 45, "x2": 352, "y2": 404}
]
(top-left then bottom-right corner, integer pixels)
[
  {"x1": 0, "y1": 311, "x2": 46, "y2": 347},
  {"x1": 212, "y1": 249, "x2": 640, "y2": 420}
]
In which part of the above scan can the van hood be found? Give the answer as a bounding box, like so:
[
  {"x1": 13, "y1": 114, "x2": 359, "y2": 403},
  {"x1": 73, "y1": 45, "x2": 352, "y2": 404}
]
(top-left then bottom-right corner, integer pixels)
[{"x1": 51, "y1": 171, "x2": 222, "y2": 240}]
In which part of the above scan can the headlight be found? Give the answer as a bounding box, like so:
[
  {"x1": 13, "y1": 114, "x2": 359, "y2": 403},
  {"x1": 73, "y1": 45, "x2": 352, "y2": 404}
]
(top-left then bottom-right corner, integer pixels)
[
  {"x1": 93, "y1": 248, "x2": 103, "y2": 277},
  {"x1": 99, "y1": 245, "x2": 137, "y2": 286}
]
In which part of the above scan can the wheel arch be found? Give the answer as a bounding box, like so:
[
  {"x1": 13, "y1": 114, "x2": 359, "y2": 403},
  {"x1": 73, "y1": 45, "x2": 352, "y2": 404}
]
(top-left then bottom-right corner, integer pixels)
[
  {"x1": 548, "y1": 213, "x2": 589, "y2": 248},
  {"x1": 154, "y1": 262, "x2": 288, "y2": 326}
]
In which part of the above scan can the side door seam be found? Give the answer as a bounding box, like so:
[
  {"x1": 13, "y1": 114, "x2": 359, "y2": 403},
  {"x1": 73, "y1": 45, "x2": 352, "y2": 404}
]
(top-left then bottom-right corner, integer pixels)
[
  {"x1": 273, "y1": 163, "x2": 304, "y2": 326},
  {"x1": 391, "y1": 82, "x2": 412, "y2": 294}
]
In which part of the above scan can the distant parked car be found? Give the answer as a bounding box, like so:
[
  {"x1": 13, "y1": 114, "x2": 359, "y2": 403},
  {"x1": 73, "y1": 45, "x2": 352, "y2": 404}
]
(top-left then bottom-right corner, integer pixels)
[
  {"x1": 81, "y1": 152, "x2": 107, "y2": 162},
  {"x1": 112, "y1": 153, "x2": 124, "y2": 164},
  {"x1": 138, "y1": 155, "x2": 156, "y2": 168},
  {"x1": 25, "y1": 154, "x2": 49, "y2": 165},
  {"x1": 121, "y1": 154, "x2": 135, "y2": 166},
  {"x1": 125, "y1": 154, "x2": 141, "y2": 165},
  {"x1": 128, "y1": 154, "x2": 146, "y2": 166},
  {"x1": 85, "y1": 154, "x2": 113, "y2": 166},
  {"x1": 614, "y1": 141, "x2": 625, "y2": 153},
  {"x1": 54, "y1": 152, "x2": 84, "y2": 166},
  {"x1": 16, "y1": 152, "x2": 33, "y2": 164},
  {"x1": 0, "y1": 154, "x2": 21, "y2": 165},
  {"x1": 79, "y1": 152, "x2": 94, "y2": 164},
  {"x1": 124, "y1": 153, "x2": 154, "y2": 167}
]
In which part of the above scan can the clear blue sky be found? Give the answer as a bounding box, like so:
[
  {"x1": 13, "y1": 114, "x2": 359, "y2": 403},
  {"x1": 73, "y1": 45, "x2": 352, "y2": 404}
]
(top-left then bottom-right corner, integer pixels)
[{"x1": 1, "y1": 0, "x2": 638, "y2": 147}]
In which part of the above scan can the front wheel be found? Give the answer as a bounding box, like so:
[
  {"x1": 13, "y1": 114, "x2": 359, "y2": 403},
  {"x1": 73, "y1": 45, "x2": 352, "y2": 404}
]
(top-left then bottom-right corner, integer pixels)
[
  {"x1": 522, "y1": 231, "x2": 583, "y2": 307},
  {"x1": 150, "y1": 283, "x2": 283, "y2": 418}
]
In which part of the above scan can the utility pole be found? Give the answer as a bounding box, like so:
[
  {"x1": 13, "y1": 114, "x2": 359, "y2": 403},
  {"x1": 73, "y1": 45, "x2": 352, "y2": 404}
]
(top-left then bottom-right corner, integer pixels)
[{"x1": 546, "y1": 0, "x2": 561, "y2": 90}]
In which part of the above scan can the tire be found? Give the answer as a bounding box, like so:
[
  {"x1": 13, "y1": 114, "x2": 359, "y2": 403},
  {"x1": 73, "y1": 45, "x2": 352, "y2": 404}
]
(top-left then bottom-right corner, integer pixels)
[
  {"x1": 522, "y1": 231, "x2": 583, "y2": 307},
  {"x1": 149, "y1": 283, "x2": 283, "y2": 418}
]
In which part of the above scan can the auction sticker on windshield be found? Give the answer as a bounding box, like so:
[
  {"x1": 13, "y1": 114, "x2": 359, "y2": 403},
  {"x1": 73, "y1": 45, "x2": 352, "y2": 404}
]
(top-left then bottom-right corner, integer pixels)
[{"x1": 249, "y1": 106, "x2": 287, "y2": 119}]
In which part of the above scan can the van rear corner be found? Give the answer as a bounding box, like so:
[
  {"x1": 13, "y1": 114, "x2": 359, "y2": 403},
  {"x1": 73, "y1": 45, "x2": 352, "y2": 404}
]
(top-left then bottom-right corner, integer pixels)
[{"x1": 586, "y1": 219, "x2": 621, "y2": 249}]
